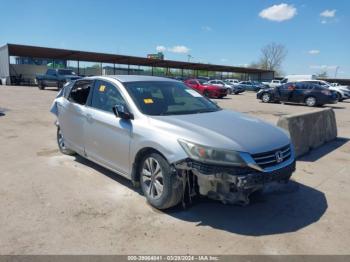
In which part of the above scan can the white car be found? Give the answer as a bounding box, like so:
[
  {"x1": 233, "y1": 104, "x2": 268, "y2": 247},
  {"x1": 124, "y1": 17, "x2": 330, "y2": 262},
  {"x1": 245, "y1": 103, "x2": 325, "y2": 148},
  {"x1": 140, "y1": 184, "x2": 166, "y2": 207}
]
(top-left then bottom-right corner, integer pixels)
[
  {"x1": 300, "y1": 80, "x2": 350, "y2": 101},
  {"x1": 206, "y1": 80, "x2": 233, "y2": 94},
  {"x1": 262, "y1": 80, "x2": 282, "y2": 88},
  {"x1": 225, "y1": 79, "x2": 240, "y2": 86}
]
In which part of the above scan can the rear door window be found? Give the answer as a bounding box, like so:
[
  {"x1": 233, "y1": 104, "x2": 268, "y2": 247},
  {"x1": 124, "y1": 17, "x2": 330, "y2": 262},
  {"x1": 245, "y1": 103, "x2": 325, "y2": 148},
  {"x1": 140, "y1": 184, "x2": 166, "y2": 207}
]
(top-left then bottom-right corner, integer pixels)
[{"x1": 68, "y1": 80, "x2": 92, "y2": 105}]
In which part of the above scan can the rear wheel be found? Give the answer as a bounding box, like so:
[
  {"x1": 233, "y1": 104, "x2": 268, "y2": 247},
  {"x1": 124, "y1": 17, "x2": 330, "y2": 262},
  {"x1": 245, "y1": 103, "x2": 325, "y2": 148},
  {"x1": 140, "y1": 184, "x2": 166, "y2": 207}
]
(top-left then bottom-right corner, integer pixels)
[
  {"x1": 305, "y1": 96, "x2": 317, "y2": 107},
  {"x1": 261, "y1": 93, "x2": 272, "y2": 103},
  {"x1": 58, "y1": 81, "x2": 65, "y2": 90},
  {"x1": 57, "y1": 126, "x2": 75, "y2": 155},
  {"x1": 140, "y1": 153, "x2": 183, "y2": 209}
]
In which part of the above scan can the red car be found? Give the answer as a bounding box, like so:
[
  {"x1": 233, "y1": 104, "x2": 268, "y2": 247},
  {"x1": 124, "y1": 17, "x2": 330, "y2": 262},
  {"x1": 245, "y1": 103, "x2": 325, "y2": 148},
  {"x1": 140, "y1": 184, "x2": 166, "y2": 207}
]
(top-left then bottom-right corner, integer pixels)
[{"x1": 184, "y1": 79, "x2": 228, "y2": 98}]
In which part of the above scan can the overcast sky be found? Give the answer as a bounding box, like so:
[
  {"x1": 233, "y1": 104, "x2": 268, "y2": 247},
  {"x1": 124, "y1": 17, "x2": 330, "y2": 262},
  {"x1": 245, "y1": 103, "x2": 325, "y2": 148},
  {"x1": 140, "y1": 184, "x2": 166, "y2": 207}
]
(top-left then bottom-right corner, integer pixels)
[{"x1": 0, "y1": 0, "x2": 349, "y2": 77}]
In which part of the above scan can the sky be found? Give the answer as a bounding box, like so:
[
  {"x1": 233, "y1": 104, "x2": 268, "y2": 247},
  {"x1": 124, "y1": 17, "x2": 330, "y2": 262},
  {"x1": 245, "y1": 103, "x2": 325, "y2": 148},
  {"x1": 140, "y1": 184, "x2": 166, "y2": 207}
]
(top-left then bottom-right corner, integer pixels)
[{"x1": 0, "y1": 0, "x2": 349, "y2": 77}]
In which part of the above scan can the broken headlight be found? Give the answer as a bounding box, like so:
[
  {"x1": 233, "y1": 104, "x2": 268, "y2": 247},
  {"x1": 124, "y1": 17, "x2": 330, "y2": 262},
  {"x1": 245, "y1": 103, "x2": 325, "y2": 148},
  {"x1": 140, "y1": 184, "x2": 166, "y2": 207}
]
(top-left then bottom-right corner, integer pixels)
[{"x1": 178, "y1": 139, "x2": 246, "y2": 166}]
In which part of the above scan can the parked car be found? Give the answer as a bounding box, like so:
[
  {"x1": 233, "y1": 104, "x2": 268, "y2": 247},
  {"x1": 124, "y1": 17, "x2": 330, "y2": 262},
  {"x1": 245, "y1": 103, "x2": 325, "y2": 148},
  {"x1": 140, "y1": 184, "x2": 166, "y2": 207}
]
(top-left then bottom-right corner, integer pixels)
[
  {"x1": 225, "y1": 79, "x2": 240, "y2": 85},
  {"x1": 36, "y1": 69, "x2": 81, "y2": 90},
  {"x1": 237, "y1": 81, "x2": 265, "y2": 92},
  {"x1": 51, "y1": 75, "x2": 296, "y2": 209},
  {"x1": 262, "y1": 79, "x2": 282, "y2": 88},
  {"x1": 184, "y1": 79, "x2": 227, "y2": 98},
  {"x1": 206, "y1": 79, "x2": 233, "y2": 94},
  {"x1": 299, "y1": 80, "x2": 350, "y2": 102},
  {"x1": 224, "y1": 79, "x2": 245, "y2": 94},
  {"x1": 257, "y1": 82, "x2": 337, "y2": 107}
]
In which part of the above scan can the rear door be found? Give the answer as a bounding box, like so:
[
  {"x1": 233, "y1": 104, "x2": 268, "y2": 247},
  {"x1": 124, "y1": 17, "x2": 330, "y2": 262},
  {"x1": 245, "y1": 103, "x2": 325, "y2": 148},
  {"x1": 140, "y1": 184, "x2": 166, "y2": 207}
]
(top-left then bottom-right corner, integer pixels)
[
  {"x1": 57, "y1": 80, "x2": 93, "y2": 154},
  {"x1": 84, "y1": 80, "x2": 132, "y2": 176}
]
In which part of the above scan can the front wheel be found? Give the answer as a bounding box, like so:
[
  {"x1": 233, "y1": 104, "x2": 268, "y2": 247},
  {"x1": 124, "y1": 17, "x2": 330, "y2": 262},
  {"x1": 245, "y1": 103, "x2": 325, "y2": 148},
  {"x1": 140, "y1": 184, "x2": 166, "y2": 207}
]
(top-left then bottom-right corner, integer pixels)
[
  {"x1": 38, "y1": 81, "x2": 45, "y2": 90},
  {"x1": 305, "y1": 96, "x2": 317, "y2": 107},
  {"x1": 57, "y1": 126, "x2": 75, "y2": 155},
  {"x1": 203, "y1": 90, "x2": 210, "y2": 98},
  {"x1": 337, "y1": 93, "x2": 344, "y2": 102},
  {"x1": 140, "y1": 153, "x2": 183, "y2": 209},
  {"x1": 261, "y1": 93, "x2": 272, "y2": 103}
]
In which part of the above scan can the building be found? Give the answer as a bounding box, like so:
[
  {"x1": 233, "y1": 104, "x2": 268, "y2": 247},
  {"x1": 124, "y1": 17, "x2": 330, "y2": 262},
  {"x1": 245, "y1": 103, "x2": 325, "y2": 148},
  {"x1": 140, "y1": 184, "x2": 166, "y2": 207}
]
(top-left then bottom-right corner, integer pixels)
[{"x1": 0, "y1": 43, "x2": 275, "y2": 85}]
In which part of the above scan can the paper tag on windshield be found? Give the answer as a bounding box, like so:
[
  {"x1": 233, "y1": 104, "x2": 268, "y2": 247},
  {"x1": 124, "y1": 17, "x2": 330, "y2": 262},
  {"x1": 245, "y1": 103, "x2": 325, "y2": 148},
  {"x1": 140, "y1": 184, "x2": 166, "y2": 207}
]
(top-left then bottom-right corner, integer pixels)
[
  {"x1": 144, "y1": 98, "x2": 154, "y2": 104},
  {"x1": 99, "y1": 85, "x2": 106, "y2": 92},
  {"x1": 185, "y1": 89, "x2": 202, "y2": 97}
]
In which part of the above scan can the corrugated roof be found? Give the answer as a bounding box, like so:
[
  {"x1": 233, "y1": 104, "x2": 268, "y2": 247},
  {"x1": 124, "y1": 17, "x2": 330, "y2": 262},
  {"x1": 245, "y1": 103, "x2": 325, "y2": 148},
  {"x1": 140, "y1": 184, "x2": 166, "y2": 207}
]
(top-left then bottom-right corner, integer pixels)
[{"x1": 5, "y1": 43, "x2": 274, "y2": 74}]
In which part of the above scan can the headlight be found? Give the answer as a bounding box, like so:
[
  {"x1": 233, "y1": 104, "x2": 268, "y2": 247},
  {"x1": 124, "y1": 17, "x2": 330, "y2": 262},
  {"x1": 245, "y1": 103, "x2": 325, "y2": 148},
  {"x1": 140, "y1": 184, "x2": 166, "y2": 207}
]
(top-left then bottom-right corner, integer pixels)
[{"x1": 178, "y1": 139, "x2": 246, "y2": 166}]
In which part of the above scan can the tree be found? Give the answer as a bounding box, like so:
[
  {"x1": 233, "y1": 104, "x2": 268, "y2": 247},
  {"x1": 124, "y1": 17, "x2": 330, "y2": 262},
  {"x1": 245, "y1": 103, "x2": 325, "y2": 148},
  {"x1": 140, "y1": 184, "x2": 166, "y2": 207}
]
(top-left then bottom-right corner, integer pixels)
[
  {"x1": 317, "y1": 71, "x2": 328, "y2": 78},
  {"x1": 252, "y1": 43, "x2": 288, "y2": 75}
]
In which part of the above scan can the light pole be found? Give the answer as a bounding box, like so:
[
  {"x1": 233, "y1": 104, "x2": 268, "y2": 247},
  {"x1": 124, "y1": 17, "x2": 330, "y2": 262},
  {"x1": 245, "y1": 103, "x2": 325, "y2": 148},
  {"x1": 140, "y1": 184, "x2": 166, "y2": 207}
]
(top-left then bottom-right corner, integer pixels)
[
  {"x1": 187, "y1": 54, "x2": 193, "y2": 62},
  {"x1": 335, "y1": 66, "x2": 340, "y2": 78}
]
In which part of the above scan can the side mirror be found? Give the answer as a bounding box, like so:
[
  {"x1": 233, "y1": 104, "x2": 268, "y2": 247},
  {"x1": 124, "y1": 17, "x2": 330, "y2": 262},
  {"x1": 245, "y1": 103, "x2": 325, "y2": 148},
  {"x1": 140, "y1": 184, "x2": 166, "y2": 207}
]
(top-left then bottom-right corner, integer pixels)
[{"x1": 112, "y1": 104, "x2": 134, "y2": 120}]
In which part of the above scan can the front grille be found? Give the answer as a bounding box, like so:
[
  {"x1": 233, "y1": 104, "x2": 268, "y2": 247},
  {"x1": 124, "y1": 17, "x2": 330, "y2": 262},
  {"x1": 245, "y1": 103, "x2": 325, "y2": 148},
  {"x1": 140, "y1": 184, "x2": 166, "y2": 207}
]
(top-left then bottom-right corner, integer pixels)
[{"x1": 252, "y1": 144, "x2": 291, "y2": 169}]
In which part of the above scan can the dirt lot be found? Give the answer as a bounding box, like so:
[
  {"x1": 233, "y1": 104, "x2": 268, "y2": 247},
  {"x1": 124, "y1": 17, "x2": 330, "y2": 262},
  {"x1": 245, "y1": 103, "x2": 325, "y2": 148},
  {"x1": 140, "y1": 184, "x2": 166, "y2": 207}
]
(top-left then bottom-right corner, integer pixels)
[{"x1": 0, "y1": 85, "x2": 349, "y2": 255}]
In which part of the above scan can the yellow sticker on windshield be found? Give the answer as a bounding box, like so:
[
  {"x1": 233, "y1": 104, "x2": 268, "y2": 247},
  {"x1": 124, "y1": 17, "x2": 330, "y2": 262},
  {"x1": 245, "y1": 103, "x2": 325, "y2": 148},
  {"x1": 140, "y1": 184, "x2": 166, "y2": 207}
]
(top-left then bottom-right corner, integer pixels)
[
  {"x1": 99, "y1": 85, "x2": 106, "y2": 92},
  {"x1": 144, "y1": 98, "x2": 154, "y2": 104}
]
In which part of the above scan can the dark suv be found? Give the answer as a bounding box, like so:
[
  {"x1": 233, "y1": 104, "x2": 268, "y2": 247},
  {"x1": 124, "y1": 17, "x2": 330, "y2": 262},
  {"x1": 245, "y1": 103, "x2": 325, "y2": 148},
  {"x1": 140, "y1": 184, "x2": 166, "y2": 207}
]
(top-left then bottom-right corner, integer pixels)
[{"x1": 257, "y1": 82, "x2": 338, "y2": 107}]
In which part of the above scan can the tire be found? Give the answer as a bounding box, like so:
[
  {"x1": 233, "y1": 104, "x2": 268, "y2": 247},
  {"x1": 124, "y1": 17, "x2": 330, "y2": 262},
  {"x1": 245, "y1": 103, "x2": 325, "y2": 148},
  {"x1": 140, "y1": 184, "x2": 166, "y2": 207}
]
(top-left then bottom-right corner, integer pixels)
[
  {"x1": 38, "y1": 81, "x2": 45, "y2": 90},
  {"x1": 58, "y1": 81, "x2": 65, "y2": 90},
  {"x1": 140, "y1": 153, "x2": 183, "y2": 209},
  {"x1": 57, "y1": 126, "x2": 75, "y2": 155},
  {"x1": 203, "y1": 90, "x2": 210, "y2": 98},
  {"x1": 305, "y1": 96, "x2": 317, "y2": 107},
  {"x1": 337, "y1": 93, "x2": 344, "y2": 102},
  {"x1": 261, "y1": 93, "x2": 271, "y2": 103}
]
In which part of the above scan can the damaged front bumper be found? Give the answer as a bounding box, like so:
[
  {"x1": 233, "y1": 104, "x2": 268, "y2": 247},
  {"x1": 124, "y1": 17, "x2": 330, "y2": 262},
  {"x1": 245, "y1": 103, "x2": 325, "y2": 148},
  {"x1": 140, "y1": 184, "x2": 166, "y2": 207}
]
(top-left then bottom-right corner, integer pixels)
[{"x1": 175, "y1": 157, "x2": 296, "y2": 205}]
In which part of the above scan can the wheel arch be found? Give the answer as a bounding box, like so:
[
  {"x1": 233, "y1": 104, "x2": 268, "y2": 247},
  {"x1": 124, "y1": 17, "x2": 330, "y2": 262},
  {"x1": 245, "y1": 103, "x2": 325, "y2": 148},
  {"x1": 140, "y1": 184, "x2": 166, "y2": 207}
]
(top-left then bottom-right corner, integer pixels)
[{"x1": 131, "y1": 147, "x2": 171, "y2": 186}]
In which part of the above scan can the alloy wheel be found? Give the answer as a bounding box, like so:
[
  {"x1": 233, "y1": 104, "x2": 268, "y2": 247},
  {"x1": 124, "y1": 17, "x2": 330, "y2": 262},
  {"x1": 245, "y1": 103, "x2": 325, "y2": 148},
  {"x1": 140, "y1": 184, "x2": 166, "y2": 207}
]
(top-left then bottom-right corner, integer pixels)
[
  {"x1": 142, "y1": 157, "x2": 164, "y2": 200},
  {"x1": 306, "y1": 97, "x2": 316, "y2": 107},
  {"x1": 262, "y1": 93, "x2": 270, "y2": 103},
  {"x1": 57, "y1": 128, "x2": 66, "y2": 150}
]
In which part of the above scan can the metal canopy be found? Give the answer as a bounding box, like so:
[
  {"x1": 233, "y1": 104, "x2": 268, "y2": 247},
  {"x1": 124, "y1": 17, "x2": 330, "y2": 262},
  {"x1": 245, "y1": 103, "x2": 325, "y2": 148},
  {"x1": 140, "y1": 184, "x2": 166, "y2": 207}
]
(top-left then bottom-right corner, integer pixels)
[{"x1": 6, "y1": 43, "x2": 273, "y2": 74}]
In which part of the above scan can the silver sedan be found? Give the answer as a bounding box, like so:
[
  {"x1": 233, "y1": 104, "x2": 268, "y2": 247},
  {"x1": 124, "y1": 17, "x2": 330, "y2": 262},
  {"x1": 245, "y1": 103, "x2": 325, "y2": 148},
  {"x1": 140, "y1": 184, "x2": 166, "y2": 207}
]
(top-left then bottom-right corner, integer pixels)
[{"x1": 51, "y1": 75, "x2": 295, "y2": 209}]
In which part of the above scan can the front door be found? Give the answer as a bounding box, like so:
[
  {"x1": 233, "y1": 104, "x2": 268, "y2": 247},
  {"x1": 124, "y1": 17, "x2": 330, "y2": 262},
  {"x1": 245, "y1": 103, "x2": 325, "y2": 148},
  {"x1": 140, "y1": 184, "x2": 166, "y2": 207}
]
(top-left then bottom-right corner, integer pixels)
[
  {"x1": 84, "y1": 80, "x2": 132, "y2": 176},
  {"x1": 277, "y1": 83, "x2": 295, "y2": 101}
]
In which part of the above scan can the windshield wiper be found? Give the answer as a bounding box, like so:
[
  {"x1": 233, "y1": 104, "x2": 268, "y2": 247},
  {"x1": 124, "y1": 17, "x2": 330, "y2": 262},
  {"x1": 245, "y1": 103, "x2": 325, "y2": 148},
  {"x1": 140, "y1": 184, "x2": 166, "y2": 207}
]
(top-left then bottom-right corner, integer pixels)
[{"x1": 195, "y1": 109, "x2": 220, "y2": 114}]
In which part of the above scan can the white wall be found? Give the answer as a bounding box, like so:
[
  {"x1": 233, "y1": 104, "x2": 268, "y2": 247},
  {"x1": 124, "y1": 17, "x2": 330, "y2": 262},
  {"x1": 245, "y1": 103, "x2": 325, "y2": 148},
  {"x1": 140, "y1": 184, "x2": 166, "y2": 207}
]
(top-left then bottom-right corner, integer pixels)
[
  {"x1": 9, "y1": 64, "x2": 48, "y2": 84},
  {"x1": 0, "y1": 45, "x2": 10, "y2": 84}
]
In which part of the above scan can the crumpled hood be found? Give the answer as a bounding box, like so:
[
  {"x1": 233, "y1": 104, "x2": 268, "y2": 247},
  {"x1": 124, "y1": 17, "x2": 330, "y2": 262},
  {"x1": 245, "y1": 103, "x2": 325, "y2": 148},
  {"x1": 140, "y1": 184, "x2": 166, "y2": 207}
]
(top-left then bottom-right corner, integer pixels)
[{"x1": 150, "y1": 110, "x2": 290, "y2": 154}]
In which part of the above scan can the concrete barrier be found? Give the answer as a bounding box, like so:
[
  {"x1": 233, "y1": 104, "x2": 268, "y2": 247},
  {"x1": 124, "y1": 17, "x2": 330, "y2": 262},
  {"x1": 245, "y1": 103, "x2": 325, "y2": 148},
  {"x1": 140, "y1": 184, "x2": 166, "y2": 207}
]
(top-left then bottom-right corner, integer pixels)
[{"x1": 277, "y1": 108, "x2": 337, "y2": 157}]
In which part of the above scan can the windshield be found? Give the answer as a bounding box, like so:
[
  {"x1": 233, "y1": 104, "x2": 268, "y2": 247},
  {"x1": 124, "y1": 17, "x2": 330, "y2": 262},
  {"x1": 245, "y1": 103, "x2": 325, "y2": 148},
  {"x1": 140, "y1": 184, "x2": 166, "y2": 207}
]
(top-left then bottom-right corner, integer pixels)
[
  {"x1": 124, "y1": 81, "x2": 221, "y2": 116},
  {"x1": 320, "y1": 81, "x2": 331, "y2": 87},
  {"x1": 58, "y1": 69, "x2": 76, "y2": 75},
  {"x1": 197, "y1": 79, "x2": 208, "y2": 85}
]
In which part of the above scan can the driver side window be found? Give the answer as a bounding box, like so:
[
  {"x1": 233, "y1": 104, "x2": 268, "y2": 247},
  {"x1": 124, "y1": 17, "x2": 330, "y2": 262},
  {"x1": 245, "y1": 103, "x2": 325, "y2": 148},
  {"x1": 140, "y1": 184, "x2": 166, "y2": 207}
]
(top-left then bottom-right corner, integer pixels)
[{"x1": 91, "y1": 80, "x2": 126, "y2": 113}]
